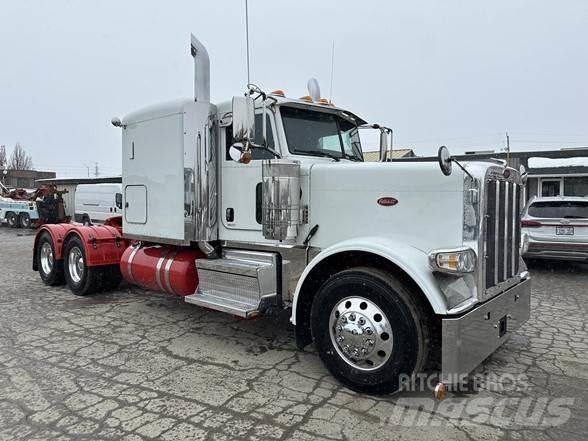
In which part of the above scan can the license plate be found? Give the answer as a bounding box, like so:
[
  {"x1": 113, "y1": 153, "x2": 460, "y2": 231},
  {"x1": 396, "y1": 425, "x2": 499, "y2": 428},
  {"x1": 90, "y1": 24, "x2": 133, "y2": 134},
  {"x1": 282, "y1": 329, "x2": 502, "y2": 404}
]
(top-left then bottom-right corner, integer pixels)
[{"x1": 556, "y1": 226, "x2": 574, "y2": 235}]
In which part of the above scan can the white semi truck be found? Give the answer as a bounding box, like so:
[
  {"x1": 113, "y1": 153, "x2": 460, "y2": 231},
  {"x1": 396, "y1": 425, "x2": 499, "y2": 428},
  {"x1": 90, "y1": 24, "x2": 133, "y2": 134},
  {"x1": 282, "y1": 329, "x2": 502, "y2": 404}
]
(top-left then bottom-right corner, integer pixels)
[{"x1": 33, "y1": 35, "x2": 530, "y2": 395}]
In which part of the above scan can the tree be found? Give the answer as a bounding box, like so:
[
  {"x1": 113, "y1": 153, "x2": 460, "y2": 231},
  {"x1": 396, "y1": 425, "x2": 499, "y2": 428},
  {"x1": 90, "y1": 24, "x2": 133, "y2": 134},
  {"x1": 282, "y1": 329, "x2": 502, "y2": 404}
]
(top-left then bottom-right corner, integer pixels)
[
  {"x1": 9, "y1": 143, "x2": 33, "y2": 170},
  {"x1": 0, "y1": 145, "x2": 6, "y2": 169}
]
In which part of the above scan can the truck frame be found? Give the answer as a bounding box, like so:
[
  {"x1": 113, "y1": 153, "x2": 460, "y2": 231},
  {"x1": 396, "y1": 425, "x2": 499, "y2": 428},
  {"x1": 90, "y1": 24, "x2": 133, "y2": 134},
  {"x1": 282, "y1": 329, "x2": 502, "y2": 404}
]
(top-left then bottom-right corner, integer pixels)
[{"x1": 32, "y1": 35, "x2": 531, "y2": 395}]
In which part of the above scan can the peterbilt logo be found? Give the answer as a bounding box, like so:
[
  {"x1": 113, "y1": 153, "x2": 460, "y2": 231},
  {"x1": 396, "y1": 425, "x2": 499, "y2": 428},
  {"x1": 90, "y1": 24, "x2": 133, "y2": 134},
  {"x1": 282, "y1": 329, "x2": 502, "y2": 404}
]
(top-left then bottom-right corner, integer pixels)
[{"x1": 377, "y1": 197, "x2": 398, "y2": 207}]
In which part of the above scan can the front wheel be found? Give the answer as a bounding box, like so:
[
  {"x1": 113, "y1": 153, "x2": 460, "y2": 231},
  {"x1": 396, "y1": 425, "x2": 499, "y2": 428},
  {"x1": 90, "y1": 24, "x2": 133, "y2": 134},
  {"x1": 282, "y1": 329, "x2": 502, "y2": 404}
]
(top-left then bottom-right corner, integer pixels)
[
  {"x1": 63, "y1": 236, "x2": 102, "y2": 296},
  {"x1": 310, "y1": 267, "x2": 431, "y2": 395}
]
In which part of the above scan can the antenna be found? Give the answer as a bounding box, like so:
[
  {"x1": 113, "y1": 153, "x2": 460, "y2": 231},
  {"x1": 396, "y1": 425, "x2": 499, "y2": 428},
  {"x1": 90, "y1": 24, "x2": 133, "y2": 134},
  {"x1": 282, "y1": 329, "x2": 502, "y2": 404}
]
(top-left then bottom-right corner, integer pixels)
[
  {"x1": 245, "y1": 0, "x2": 251, "y2": 85},
  {"x1": 329, "y1": 41, "x2": 335, "y2": 104},
  {"x1": 505, "y1": 131, "x2": 510, "y2": 166}
]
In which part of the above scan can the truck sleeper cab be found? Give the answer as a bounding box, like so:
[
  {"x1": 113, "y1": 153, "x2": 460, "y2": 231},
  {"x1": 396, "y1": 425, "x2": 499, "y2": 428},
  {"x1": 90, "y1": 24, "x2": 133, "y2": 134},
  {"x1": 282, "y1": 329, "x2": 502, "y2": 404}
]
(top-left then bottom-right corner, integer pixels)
[{"x1": 32, "y1": 34, "x2": 530, "y2": 395}]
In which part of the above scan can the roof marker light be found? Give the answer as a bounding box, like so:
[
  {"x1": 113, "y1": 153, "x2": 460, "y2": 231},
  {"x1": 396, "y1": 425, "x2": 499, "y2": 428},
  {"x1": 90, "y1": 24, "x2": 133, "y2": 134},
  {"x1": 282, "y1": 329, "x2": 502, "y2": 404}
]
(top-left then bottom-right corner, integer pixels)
[
  {"x1": 271, "y1": 89, "x2": 285, "y2": 97},
  {"x1": 299, "y1": 95, "x2": 313, "y2": 103}
]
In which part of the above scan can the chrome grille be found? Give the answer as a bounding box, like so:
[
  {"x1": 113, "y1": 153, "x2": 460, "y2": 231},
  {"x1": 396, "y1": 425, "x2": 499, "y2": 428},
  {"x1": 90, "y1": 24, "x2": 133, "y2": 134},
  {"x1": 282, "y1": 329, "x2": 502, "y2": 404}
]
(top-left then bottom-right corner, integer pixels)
[{"x1": 484, "y1": 178, "x2": 521, "y2": 292}]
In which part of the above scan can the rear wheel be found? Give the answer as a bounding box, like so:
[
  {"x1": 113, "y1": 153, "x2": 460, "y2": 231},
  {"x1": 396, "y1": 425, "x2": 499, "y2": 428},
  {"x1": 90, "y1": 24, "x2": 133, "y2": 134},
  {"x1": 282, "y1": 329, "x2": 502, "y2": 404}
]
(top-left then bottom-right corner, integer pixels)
[
  {"x1": 6, "y1": 212, "x2": 18, "y2": 228},
  {"x1": 19, "y1": 213, "x2": 31, "y2": 228},
  {"x1": 63, "y1": 236, "x2": 101, "y2": 296},
  {"x1": 36, "y1": 232, "x2": 65, "y2": 286},
  {"x1": 310, "y1": 267, "x2": 431, "y2": 394}
]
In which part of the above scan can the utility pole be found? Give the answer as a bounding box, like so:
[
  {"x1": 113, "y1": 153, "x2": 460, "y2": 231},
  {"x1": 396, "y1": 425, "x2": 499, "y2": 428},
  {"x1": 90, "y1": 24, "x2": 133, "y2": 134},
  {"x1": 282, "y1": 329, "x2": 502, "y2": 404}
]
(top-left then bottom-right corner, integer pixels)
[
  {"x1": 85, "y1": 165, "x2": 90, "y2": 178},
  {"x1": 94, "y1": 162, "x2": 99, "y2": 177}
]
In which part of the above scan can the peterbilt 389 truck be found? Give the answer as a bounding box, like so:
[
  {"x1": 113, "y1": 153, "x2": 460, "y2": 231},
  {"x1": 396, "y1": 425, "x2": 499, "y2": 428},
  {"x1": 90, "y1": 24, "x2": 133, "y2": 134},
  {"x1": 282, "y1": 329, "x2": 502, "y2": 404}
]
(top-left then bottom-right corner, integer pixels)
[{"x1": 32, "y1": 35, "x2": 530, "y2": 395}]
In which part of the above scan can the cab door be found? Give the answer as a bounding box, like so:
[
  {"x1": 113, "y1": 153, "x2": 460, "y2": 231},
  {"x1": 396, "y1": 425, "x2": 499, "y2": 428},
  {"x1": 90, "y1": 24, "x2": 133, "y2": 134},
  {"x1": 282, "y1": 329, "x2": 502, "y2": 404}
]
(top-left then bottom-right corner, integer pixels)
[{"x1": 220, "y1": 113, "x2": 278, "y2": 241}]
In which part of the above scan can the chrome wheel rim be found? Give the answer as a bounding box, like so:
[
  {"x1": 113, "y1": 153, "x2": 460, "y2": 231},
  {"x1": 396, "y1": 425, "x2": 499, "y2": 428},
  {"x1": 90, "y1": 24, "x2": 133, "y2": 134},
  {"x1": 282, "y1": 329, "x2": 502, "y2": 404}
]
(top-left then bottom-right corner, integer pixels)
[
  {"x1": 329, "y1": 296, "x2": 393, "y2": 371},
  {"x1": 68, "y1": 246, "x2": 84, "y2": 283},
  {"x1": 40, "y1": 242, "x2": 54, "y2": 275}
]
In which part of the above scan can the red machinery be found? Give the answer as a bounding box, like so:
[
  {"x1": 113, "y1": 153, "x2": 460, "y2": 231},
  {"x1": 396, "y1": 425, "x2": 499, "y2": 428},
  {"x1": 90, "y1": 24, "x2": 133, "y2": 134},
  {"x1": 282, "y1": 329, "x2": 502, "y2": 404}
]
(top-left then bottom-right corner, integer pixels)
[{"x1": 33, "y1": 215, "x2": 203, "y2": 296}]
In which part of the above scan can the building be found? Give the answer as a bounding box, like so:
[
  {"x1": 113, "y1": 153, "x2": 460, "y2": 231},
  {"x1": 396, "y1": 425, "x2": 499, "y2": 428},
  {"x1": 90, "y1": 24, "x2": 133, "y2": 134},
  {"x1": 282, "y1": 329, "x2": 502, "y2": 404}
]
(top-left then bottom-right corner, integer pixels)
[
  {"x1": 35, "y1": 176, "x2": 122, "y2": 218},
  {"x1": 1, "y1": 169, "x2": 56, "y2": 189},
  {"x1": 396, "y1": 147, "x2": 588, "y2": 202},
  {"x1": 363, "y1": 148, "x2": 416, "y2": 162}
]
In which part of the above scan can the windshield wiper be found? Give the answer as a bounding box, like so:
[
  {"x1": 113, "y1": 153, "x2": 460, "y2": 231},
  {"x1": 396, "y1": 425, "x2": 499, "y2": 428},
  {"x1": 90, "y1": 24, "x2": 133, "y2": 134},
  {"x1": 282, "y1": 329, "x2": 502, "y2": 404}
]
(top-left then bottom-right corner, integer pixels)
[
  {"x1": 294, "y1": 150, "x2": 340, "y2": 162},
  {"x1": 343, "y1": 154, "x2": 362, "y2": 162}
]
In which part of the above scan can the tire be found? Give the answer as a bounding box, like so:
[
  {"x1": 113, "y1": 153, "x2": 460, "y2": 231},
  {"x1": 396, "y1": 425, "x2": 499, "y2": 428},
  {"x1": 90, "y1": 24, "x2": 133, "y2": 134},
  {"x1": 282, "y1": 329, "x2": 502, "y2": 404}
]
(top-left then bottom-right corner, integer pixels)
[
  {"x1": 36, "y1": 232, "x2": 65, "y2": 286},
  {"x1": 6, "y1": 212, "x2": 18, "y2": 228},
  {"x1": 310, "y1": 267, "x2": 431, "y2": 395},
  {"x1": 19, "y1": 213, "x2": 31, "y2": 228},
  {"x1": 63, "y1": 235, "x2": 102, "y2": 296}
]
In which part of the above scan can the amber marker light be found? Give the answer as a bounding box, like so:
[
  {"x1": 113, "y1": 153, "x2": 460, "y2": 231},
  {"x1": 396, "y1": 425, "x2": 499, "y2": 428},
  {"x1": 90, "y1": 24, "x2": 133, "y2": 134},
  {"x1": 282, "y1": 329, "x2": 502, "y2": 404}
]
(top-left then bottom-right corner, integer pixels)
[{"x1": 239, "y1": 150, "x2": 252, "y2": 164}]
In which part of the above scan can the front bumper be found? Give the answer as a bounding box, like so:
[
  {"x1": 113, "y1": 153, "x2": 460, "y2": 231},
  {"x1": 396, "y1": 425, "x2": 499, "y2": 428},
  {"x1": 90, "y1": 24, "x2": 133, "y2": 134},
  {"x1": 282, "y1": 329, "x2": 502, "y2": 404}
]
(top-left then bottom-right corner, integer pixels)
[{"x1": 441, "y1": 277, "x2": 531, "y2": 381}]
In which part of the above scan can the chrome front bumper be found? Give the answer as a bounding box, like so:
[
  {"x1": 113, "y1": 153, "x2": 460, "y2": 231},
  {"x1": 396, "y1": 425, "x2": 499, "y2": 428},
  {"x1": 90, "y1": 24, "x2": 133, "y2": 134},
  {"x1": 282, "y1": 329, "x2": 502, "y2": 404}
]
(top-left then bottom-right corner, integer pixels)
[{"x1": 441, "y1": 277, "x2": 531, "y2": 381}]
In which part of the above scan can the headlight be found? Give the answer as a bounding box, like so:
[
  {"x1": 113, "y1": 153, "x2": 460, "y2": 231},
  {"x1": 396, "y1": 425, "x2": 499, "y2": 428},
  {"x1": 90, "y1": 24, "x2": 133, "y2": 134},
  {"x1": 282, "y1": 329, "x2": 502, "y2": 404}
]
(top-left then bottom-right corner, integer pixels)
[{"x1": 429, "y1": 248, "x2": 476, "y2": 274}]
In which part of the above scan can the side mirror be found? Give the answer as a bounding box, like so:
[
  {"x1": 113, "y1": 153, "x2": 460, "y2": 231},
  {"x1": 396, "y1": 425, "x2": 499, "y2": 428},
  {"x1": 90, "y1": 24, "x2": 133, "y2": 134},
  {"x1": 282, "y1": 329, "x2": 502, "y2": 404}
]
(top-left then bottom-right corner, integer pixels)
[
  {"x1": 232, "y1": 96, "x2": 255, "y2": 144},
  {"x1": 519, "y1": 164, "x2": 528, "y2": 184},
  {"x1": 379, "y1": 130, "x2": 388, "y2": 162},
  {"x1": 228, "y1": 142, "x2": 252, "y2": 164},
  {"x1": 437, "y1": 145, "x2": 453, "y2": 176}
]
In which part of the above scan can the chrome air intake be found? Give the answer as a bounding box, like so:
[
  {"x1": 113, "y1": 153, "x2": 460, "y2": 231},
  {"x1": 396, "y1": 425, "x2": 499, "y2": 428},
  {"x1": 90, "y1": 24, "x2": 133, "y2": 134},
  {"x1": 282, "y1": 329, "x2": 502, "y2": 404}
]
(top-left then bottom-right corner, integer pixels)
[{"x1": 261, "y1": 160, "x2": 300, "y2": 241}]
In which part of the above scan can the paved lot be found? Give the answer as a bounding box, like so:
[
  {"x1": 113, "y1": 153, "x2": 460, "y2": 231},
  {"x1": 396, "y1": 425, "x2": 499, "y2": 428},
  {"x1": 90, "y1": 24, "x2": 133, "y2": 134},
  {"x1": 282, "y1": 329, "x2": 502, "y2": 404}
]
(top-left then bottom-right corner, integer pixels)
[{"x1": 0, "y1": 226, "x2": 587, "y2": 441}]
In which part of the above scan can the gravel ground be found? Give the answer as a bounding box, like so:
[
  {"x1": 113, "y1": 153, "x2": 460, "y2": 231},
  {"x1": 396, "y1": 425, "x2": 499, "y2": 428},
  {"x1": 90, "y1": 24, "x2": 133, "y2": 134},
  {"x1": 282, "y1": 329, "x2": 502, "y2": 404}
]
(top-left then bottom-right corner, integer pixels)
[{"x1": 0, "y1": 226, "x2": 587, "y2": 441}]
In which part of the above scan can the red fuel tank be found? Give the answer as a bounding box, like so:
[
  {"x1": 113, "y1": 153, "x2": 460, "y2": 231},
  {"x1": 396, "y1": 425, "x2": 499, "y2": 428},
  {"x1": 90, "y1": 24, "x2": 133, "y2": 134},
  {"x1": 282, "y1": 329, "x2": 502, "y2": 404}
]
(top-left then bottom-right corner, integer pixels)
[{"x1": 120, "y1": 245, "x2": 203, "y2": 296}]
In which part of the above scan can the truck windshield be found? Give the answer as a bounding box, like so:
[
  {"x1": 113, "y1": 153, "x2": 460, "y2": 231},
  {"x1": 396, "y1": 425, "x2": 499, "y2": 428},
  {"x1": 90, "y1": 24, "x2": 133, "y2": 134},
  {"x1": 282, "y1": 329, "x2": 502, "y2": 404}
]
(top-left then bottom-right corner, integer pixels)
[{"x1": 281, "y1": 106, "x2": 363, "y2": 161}]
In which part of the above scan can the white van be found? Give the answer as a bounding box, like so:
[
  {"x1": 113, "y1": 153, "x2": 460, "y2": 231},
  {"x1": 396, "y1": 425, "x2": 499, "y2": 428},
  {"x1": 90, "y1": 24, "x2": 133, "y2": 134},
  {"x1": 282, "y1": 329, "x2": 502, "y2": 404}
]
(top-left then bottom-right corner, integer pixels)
[{"x1": 75, "y1": 184, "x2": 123, "y2": 225}]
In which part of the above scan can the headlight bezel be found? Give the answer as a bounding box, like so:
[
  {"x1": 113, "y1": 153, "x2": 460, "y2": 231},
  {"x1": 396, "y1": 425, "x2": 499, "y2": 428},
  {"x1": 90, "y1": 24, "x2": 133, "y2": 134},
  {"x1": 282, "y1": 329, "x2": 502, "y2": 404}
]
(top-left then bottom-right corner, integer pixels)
[{"x1": 428, "y1": 247, "x2": 477, "y2": 274}]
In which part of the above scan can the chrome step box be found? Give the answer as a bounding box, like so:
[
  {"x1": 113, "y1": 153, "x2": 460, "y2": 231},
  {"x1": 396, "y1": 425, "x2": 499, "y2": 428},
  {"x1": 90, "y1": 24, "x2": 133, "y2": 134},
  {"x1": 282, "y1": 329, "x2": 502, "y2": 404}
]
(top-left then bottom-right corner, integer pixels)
[{"x1": 184, "y1": 249, "x2": 278, "y2": 318}]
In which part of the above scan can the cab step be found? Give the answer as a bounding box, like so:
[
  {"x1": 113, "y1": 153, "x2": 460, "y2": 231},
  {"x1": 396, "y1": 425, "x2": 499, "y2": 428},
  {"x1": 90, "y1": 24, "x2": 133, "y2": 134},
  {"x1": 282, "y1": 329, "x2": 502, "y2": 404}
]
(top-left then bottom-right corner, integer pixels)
[{"x1": 184, "y1": 249, "x2": 278, "y2": 318}]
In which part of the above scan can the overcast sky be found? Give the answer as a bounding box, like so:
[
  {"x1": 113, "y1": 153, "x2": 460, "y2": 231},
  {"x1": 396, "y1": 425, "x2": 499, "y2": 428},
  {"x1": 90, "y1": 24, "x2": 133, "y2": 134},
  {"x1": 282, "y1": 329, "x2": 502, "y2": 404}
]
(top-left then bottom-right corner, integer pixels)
[{"x1": 1, "y1": 0, "x2": 587, "y2": 176}]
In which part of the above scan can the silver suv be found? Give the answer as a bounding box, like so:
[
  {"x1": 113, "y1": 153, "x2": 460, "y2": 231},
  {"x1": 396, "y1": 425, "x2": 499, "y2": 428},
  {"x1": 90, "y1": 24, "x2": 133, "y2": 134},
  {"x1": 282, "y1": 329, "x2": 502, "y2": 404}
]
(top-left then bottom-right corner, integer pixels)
[{"x1": 521, "y1": 196, "x2": 588, "y2": 261}]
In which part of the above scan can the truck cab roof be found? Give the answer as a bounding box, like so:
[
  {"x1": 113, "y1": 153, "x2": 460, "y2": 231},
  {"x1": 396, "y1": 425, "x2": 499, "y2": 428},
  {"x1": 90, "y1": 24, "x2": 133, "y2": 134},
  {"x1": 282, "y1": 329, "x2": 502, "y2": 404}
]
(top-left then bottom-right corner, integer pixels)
[{"x1": 214, "y1": 93, "x2": 367, "y2": 126}]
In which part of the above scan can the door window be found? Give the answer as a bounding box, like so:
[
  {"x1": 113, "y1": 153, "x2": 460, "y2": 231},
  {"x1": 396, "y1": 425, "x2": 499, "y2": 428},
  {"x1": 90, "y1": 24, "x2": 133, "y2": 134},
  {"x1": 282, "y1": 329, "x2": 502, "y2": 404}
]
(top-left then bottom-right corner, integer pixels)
[
  {"x1": 115, "y1": 193, "x2": 123, "y2": 210},
  {"x1": 225, "y1": 114, "x2": 275, "y2": 160}
]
